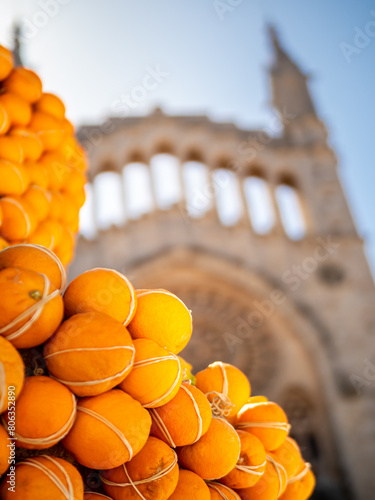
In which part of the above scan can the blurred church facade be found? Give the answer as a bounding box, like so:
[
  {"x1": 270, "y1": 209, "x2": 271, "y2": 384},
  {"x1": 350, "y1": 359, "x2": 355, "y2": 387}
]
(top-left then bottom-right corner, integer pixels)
[{"x1": 68, "y1": 30, "x2": 375, "y2": 500}]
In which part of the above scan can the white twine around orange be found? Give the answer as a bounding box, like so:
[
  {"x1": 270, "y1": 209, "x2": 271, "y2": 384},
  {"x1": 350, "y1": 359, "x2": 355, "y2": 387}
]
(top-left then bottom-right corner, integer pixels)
[
  {"x1": 205, "y1": 362, "x2": 234, "y2": 418},
  {"x1": 288, "y1": 462, "x2": 311, "y2": 484},
  {"x1": 45, "y1": 345, "x2": 135, "y2": 387},
  {"x1": 100, "y1": 449, "x2": 178, "y2": 500},
  {"x1": 235, "y1": 459, "x2": 267, "y2": 477},
  {"x1": 236, "y1": 421, "x2": 291, "y2": 433},
  {"x1": 0, "y1": 360, "x2": 6, "y2": 411},
  {"x1": 132, "y1": 353, "x2": 181, "y2": 408},
  {"x1": 206, "y1": 481, "x2": 237, "y2": 499},
  {"x1": 8, "y1": 243, "x2": 67, "y2": 292},
  {"x1": 77, "y1": 405, "x2": 134, "y2": 461},
  {"x1": 266, "y1": 454, "x2": 287, "y2": 498},
  {"x1": 0, "y1": 198, "x2": 31, "y2": 237},
  {"x1": 0, "y1": 273, "x2": 60, "y2": 342},
  {"x1": 18, "y1": 455, "x2": 75, "y2": 499},
  {"x1": 89, "y1": 268, "x2": 136, "y2": 326},
  {"x1": 5, "y1": 393, "x2": 76, "y2": 447}
]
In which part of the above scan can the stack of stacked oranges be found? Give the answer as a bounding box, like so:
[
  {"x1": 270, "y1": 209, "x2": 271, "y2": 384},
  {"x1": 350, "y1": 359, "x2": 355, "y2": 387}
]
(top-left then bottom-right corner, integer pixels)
[
  {"x1": 0, "y1": 244, "x2": 315, "y2": 500},
  {"x1": 0, "y1": 45, "x2": 87, "y2": 267}
]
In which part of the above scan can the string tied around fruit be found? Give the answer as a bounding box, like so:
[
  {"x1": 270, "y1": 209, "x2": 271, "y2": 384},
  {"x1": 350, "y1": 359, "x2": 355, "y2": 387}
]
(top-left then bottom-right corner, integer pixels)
[
  {"x1": 100, "y1": 449, "x2": 178, "y2": 500},
  {"x1": 0, "y1": 272, "x2": 59, "y2": 342},
  {"x1": 236, "y1": 421, "x2": 291, "y2": 432},
  {"x1": 18, "y1": 455, "x2": 75, "y2": 500},
  {"x1": 288, "y1": 462, "x2": 311, "y2": 484},
  {"x1": 235, "y1": 459, "x2": 267, "y2": 476},
  {"x1": 205, "y1": 361, "x2": 235, "y2": 418},
  {"x1": 206, "y1": 481, "x2": 236, "y2": 499},
  {"x1": 266, "y1": 454, "x2": 287, "y2": 498}
]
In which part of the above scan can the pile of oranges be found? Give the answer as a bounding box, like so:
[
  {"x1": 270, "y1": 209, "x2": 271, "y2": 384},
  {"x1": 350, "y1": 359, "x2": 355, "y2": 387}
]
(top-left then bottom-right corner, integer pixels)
[
  {"x1": 0, "y1": 243, "x2": 315, "y2": 500},
  {"x1": 0, "y1": 45, "x2": 87, "y2": 267}
]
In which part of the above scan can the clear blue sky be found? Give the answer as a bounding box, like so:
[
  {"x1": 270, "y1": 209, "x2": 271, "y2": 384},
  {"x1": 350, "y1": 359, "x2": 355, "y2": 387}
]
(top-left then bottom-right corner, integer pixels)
[{"x1": 1, "y1": 0, "x2": 374, "y2": 273}]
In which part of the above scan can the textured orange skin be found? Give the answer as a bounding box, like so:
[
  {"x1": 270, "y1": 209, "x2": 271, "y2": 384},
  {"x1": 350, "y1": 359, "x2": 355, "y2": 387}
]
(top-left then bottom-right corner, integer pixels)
[
  {"x1": 208, "y1": 482, "x2": 241, "y2": 499},
  {"x1": 169, "y1": 469, "x2": 210, "y2": 499},
  {"x1": 9, "y1": 128, "x2": 43, "y2": 161},
  {"x1": 44, "y1": 312, "x2": 134, "y2": 397},
  {"x1": 0, "y1": 46, "x2": 13, "y2": 81},
  {"x1": 150, "y1": 381, "x2": 212, "y2": 446},
  {"x1": 177, "y1": 417, "x2": 241, "y2": 480},
  {"x1": 27, "y1": 224, "x2": 54, "y2": 250},
  {"x1": 0, "y1": 136, "x2": 24, "y2": 163},
  {"x1": 0, "y1": 267, "x2": 63, "y2": 348},
  {"x1": 102, "y1": 436, "x2": 179, "y2": 500},
  {"x1": 22, "y1": 186, "x2": 50, "y2": 221},
  {"x1": 0, "y1": 160, "x2": 30, "y2": 196},
  {"x1": 63, "y1": 268, "x2": 137, "y2": 325},
  {"x1": 4, "y1": 376, "x2": 75, "y2": 450},
  {"x1": 29, "y1": 112, "x2": 64, "y2": 151},
  {"x1": 35, "y1": 93, "x2": 66, "y2": 120},
  {"x1": 0, "y1": 102, "x2": 10, "y2": 135},
  {"x1": 119, "y1": 338, "x2": 181, "y2": 407},
  {"x1": 0, "y1": 424, "x2": 11, "y2": 475},
  {"x1": 0, "y1": 92, "x2": 31, "y2": 127},
  {"x1": 0, "y1": 197, "x2": 37, "y2": 240},
  {"x1": 63, "y1": 389, "x2": 151, "y2": 470},
  {"x1": 0, "y1": 243, "x2": 65, "y2": 290},
  {"x1": 279, "y1": 462, "x2": 316, "y2": 500},
  {"x1": 236, "y1": 456, "x2": 288, "y2": 500},
  {"x1": 0, "y1": 455, "x2": 83, "y2": 499},
  {"x1": 0, "y1": 336, "x2": 24, "y2": 413},
  {"x1": 220, "y1": 431, "x2": 266, "y2": 489},
  {"x1": 195, "y1": 362, "x2": 251, "y2": 420},
  {"x1": 236, "y1": 401, "x2": 289, "y2": 451},
  {"x1": 23, "y1": 161, "x2": 48, "y2": 189},
  {"x1": 269, "y1": 437, "x2": 301, "y2": 479},
  {"x1": 128, "y1": 289, "x2": 192, "y2": 354},
  {"x1": 3, "y1": 68, "x2": 42, "y2": 103}
]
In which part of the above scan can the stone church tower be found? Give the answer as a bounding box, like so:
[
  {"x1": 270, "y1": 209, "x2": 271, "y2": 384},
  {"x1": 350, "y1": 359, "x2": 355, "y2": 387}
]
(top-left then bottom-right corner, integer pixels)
[{"x1": 70, "y1": 29, "x2": 375, "y2": 500}]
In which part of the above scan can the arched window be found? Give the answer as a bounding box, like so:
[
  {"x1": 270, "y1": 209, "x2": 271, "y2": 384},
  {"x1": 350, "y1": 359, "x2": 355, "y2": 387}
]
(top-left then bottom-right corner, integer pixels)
[
  {"x1": 213, "y1": 169, "x2": 242, "y2": 226},
  {"x1": 150, "y1": 154, "x2": 181, "y2": 209},
  {"x1": 244, "y1": 176, "x2": 275, "y2": 234},
  {"x1": 93, "y1": 172, "x2": 125, "y2": 230},
  {"x1": 183, "y1": 161, "x2": 212, "y2": 218},
  {"x1": 275, "y1": 183, "x2": 306, "y2": 239},
  {"x1": 123, "y1": 162, "x2": 154, "y2": 219},
  {"x1": 79, "y1": 183, "x2": 96, "y2": 239}
]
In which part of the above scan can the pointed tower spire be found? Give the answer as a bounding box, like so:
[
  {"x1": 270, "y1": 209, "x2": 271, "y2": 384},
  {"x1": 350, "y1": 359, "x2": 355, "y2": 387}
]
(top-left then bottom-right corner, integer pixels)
[
  {"x1": 12, "y1": 23, "x2": 24, "y2": 67},
  {"x1": 268, "y1": 26, "x2": 326, "y2": 145}
]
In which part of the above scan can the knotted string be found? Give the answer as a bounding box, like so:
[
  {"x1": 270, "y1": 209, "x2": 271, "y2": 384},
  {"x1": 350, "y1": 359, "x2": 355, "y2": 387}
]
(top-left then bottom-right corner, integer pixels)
[{"x1": 205, "y1": 362, "x2": 234, "y2": 418}]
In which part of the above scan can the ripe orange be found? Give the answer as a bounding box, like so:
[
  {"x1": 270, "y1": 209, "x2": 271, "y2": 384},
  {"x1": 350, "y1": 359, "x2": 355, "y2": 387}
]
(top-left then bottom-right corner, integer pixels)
[
  {"x1": 29, "y1": 112, "x2": 64, "y2": 151},
  {"x1": 0, "y1": 136, "x2": 24, "y2": 163},
  {"x1": 0, "y1": 267, "x2": 64, "y2": 348},
  {"x1": 177, "y1": 417, "x2": 241, "y2": 480},
  {"x1": 128, "y1": 289, "x2": 192, "y2": 354},
  {"x1": 101, "y1": 436, "x2": 179, "y2": 500},
  {"x1": 44, "y1": 312, "x2": 135, "y2": 397},
  {"x1": 150, "y1": 381, "x2": 212, "y2": 447},
  {"x1": 4, "y1": 376, "x2": 76, "y2": 450},
  {"x1": 0, "y1": 243, "x2": 67, "y2": 291},
  {"x1": 0, "y1": 46, "x2": 13, "y2": 81},
  {"x1": 269, "y1": 437, "x2": 301, "y2": 479},
  {"x1": 0, "y1": 196, "x2": 37, "y2": 240},
  {"x1": 220, "y1": 430, "x2": 266, "y2": 489},
  {"x1": 169, "y1": 469, "x2": 210, "y2": 499},
  {"x1": 236, "y1": 455, "x2": 287, "y2": 500},
  {"x1": 0, "y1": 336, "x2": 24, "y2": 413},
  {"x1": 64, "y1": 268, "x2": 137, "y2": 325},
  {"x1": 0, "y1": 455, "x2": 83, "y2": 499},
  {"x1": 22, "y1": 185, "x2": 51, "y2": 221},
  {"x1": 9, "y1": 128, "x2": 43, "y2": 161},
  {"x1": 0, "y1": 102, "x2": 10, "y2": 135},
  {"x1": 0, "y1": 92, "x2": 31, "y2": 127},
  {"x1": 279, "y1": 461, "x2": 315, "y2": 500},
  {"x1": 195, "y1": 362, "x2": 251, "y2": 421},
  {"x1": 119, "y1": 338, "x2": 182, "y2": 408},
  {"x1": 35, "y1": 93, "x2": 66, "y2": 120},
  {"x1": 0, "y1": 160, "x2": 30, "y2": 195},
  {"x1": 3, "y1": 68, "x2": 42, "y2": 103},
  {"x1": 63, "y1": 389, "x2": 151, "y2": 470},
  {"x1": 0, "y1": 424, "x2": 10, "y2": 475},
  {"x1": 236, "y1": 401, "x2": 290, "y2": 451}
]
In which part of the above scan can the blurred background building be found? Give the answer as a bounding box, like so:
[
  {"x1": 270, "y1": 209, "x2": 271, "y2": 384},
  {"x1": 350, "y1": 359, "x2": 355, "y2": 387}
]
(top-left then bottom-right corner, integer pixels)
[{"x1": 64, "y1": 29, "x2": 375, "y2": 500}]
